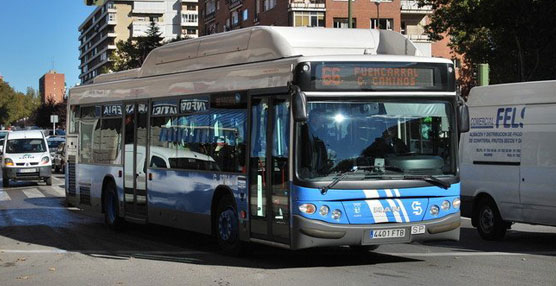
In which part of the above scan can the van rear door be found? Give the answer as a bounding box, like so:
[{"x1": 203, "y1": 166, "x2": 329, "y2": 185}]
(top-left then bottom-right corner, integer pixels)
[{"x1": 519, "y1": 104, "x2": 556, "y2": 226}]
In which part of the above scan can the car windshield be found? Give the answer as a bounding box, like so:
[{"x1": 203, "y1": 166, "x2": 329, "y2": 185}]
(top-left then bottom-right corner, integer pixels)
[
  {"x1": 297, "y1": 100, "x2": 454, "y2": 182},
  {"x1": 6, "y1": 139, "x2": 47, "y2": 154},
  {"x1": 48, "y1": 140, "x2": 64, "y2": 149}
]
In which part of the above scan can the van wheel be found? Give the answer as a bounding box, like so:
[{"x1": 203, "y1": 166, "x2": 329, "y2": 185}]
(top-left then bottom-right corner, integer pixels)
[
  {"x1": 103, "y1": 181, "x2": 125, "y2": 230},
  {"x1": 476, "y1": 198, "x2": 507, "y2": 240},
  {"x1": 2, "y1": 173, "x2": 9, "y2": 188},
  {"x1": 216, "y1": 197, "x2": 242, "y2": 256},
  {"x1": 45, "y1": 176, "x2": 52, "y2": 186}
]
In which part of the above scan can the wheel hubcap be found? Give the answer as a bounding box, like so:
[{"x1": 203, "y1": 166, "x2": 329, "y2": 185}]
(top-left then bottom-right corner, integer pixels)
[
  {"x1": 480, "y1": 207, "x2": 494, "y2": 233},
  {"x1": 218, "y1": 209, "x2": 236, "y2": 242}
]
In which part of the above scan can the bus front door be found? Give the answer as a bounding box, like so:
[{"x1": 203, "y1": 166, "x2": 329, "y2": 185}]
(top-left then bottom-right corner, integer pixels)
[
  {"x1": 249, "y1": 96, "x2": 290, "y2": 245},
  {"x1": 123, "y1": 102, "x2": 149, "y2": 219}
]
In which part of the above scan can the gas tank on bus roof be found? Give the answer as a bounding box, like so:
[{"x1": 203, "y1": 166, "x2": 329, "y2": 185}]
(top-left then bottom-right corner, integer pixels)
[{"x1": 93, "y1": 26, "x2": 422, "y2": 84}]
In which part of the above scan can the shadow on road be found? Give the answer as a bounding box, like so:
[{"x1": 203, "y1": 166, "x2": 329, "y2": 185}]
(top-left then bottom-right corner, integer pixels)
[{"x1": 422, "y1": 222, "x2": 556, "y2": 256}]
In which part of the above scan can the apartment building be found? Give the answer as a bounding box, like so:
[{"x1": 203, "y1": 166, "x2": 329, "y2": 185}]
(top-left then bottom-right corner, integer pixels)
[
  {"x1": 39, "y1": 70, "x2": 65, "y2": 104},
  {"x1": 79, "y1": 0, "x2": 199, "y2": 84},
  {"x1": 199, "y1": 0, "x2": 452, "y2": 60}
]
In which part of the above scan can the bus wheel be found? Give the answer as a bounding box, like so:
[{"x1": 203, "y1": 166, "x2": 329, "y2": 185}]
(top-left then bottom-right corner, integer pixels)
[
  {"x1": 216, "y1": 197, "x2": 242, "y2": 256},
  {"x1": 476, "y1": 198, "x2": 507, "y2": 240},
  {"x1": 103, "y1": 181, "x2": 124, "y2": 230}
]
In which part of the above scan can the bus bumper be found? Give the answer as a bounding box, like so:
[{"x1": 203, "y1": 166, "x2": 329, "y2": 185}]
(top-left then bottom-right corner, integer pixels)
[{"x1": 291, "y1": 212, "x2": 460, "y2": 250}]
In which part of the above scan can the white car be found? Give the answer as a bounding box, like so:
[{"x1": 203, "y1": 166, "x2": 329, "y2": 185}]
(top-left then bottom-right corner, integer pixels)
[{"x1": 1, "y1": 130, "x2": 52, "y2": 187}]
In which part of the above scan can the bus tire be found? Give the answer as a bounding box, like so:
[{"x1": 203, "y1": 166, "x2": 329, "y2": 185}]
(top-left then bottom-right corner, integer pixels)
[
  {"x1": 216, "y1": 196, "x2": 242, "y2": 256},
  {"x1": 103, "y1": 181, "x2": 124, "y2": 230},
  {"x1": 349, "y1": 245, "x2": 380, "y2": 252},
  {"x1": 45, "y1": 176, "x2": 52, "y2": 186},
  {"x1": 475, "y1": 198, "x2": 507, "y2": 240}
]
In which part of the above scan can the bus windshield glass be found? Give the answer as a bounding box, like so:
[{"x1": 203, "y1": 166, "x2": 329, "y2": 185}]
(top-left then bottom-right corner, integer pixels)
[
  {"x1": 6, "y1": 139, "x2": 47, "y2": 154},
  {"x1": 297, "y1": 100, "x2": 454, "y2": 182}
]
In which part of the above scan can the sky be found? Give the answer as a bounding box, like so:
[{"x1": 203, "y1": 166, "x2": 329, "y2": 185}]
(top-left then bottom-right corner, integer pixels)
[{"x1": 0, "y1": 1, "x2": 95, "y2": 93}]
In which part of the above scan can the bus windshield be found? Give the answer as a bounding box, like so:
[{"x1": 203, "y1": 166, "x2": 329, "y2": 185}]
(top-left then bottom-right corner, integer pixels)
[{"x1": 297, "y1": 100, "x2": 454, "y2": 182}]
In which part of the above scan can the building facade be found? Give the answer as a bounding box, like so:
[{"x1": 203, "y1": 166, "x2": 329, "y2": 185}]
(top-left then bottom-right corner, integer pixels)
[
  {"x1": 199, "y1": 0, "x2": 452, "y2": 60},
  {"x1": 39, "y1": 71, "x2": 65, "y2": 104},
  {"x1": 79, "y1": 0, "x2": 199, "y2": 84}
]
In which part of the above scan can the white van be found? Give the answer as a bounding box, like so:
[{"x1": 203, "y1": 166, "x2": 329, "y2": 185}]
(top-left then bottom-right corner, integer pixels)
[
  {"x1": 460, "y1": 80, "x2": 556, "y2": 240},
  {"x1": 1, "y1": 130, "x2": 52, "y2": 187}
]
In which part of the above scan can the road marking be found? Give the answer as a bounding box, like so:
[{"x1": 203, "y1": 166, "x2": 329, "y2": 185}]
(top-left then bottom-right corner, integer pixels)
[
  {"x1": 0, "y1": 191, "x2": 11, "y2": 201},
  {"x1": 22, "y1": 189, "x2": 46, "y2": 199}
]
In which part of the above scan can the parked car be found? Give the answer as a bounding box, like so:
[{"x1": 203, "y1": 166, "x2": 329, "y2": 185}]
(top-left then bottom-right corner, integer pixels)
[
  {"x1": 460, "y1": 80, "x2": 556, "y2": 240},
  {"x1": 0, "y1": 130, "x2": 52, "y2": 187},
  {"x1": 47, "y1": 137, "x2": 65, "y2": 161},
  {"x1": 53, "y1": 142, "x2": 66, "y2": 173}
]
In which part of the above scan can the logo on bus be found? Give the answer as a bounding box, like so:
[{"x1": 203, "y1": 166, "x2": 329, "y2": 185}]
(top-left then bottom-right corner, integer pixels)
[{"x1": 412, "y1": 201, "x2": 423, "y2": 216}]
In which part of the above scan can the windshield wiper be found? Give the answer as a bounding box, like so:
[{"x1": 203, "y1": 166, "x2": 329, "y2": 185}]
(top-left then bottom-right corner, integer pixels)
[
  {"x1": 403, "y1": 175, "x2": 450, "y2": 190},
  {"x1": 320, "y1": 167, "x2": 363, "y2": 195}
]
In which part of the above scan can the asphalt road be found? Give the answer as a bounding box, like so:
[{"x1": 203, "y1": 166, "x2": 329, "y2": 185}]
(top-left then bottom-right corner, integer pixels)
[{"x1": 1, "y1": 174, "x2": 556, "y2": 286}]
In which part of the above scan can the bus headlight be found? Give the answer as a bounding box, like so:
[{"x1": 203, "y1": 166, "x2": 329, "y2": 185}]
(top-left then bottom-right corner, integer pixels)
[
  {"x1": 4, "y1": 158, "x2": 14, "y2": 166},
  {"x1": 41, "y1": 156, "x2": 50, "y2": 165},
  {"x1": 331, "y1": 209, "x2": 342, "y2": 220},
  {"x1": 299, "y1": 204, "x2": 316, "y2": 215},
  {"x1": 441, "y1": 200, "x2": 451, "y2": 210},
  {"x1": 430, "y1": 205, "x2": 440, "y2": 216},
  {"x1": 319, "y1": 205, "x2": 329, "y2": 216},
  {"x1": 452, "y1": 198, "x2": 461, "y2": 209}
]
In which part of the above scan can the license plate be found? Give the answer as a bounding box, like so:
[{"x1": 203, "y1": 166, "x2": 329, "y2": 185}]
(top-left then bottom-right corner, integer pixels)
[
  {"x1": 411, "y1": 225, "x2": 426, "y2": 235},
  {"x1": 18, "y1": 168, "x2": 36, "y2": 173},
  {"x1": 370, "y1": 228, "x2": 406, "y2": 239}
]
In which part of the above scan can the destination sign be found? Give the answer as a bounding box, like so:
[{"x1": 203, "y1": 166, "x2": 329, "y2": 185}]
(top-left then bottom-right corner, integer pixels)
[{"x1": 312, "y1": 62, "x2": 446, "y2": 91}]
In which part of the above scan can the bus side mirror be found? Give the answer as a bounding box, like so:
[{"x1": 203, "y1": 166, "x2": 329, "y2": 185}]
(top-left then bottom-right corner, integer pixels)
[
  {"x1": 458, "y1": 104, "x2": 470, "y2": 133},
  {"x1": 291, "y1": 85, "x2": 308, "y2": 122}
]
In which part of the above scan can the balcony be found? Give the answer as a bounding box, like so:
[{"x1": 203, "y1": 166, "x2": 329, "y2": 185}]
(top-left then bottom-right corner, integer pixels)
[
  {"x1": 132, "y1": 1, "x2": 165, "y2": 14},
  {"x1": 182, "y1": 0, "x2": 198, "y2": 2},
  {"x1": 289, "y1": 0, "x2": 325, "y2": 11},
  {"x1": 181, "y1": 12, "x2": 199, "y2": 27},
  {"x1": 401, "y1": 0, "x2": 432, "y2": 14}
]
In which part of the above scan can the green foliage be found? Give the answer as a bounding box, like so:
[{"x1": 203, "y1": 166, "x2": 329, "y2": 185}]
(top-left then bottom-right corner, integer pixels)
[
  {"x1": 110, "y1": 20, "x2": 164, "y2": 72},
  {"x1": 0, "y1": 81, "x2": 40, "y2": 127},
  {"x1": 419, "y1": 0, "x2": 556, "y2": 93}
]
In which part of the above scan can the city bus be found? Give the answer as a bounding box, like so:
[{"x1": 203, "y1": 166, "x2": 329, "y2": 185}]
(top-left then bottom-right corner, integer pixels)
[{"x1": 67, "y1": 26, "x2": 469, "y2": 254}]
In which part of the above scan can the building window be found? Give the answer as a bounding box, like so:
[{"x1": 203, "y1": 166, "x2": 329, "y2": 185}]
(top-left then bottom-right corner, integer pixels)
[
  {"x1": 205, "y1": 0, "x2": 216, "y2": 16},
  {"x1": 182, "y1": 13, "x2": 198, "y2": 23},
  {"x1": 187, "y1": 4, "x2": 196, "y2": 11},
  {"x1": 108, "y1": 13, "x2": 115, "y2": 22},
  {"x1": 333, "y1": 18, "x2": 356, "y2": 29},
  {"x1": 371, "y1": 18, "x2": 394, "y2": 30},
  {"x1": 263, "y1": 0, "x2": 276, "y2": 11},
  {"x1": 293, "y1": 12, "x2": 324, "y2": 27},
  {"x1": 255, "y1": 0, "x2": 261, "y2": 18},
  {"x1": 187, "y1": 28, "x2": 197, "y2": 35},
  {"x1": 231, "y1": 11, "x2": 239, "y2": 26}
]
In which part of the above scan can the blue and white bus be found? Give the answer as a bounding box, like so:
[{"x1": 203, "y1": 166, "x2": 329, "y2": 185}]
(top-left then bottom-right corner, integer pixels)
[{"x1": 67, "y1": 27, "x2": 469, "y2": 253}]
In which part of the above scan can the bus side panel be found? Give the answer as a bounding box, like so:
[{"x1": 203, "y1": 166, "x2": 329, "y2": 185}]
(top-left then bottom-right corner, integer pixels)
[
  {"x1": 76, "y1": 164, "x2": 123, "y2": 214},
  {"x1": 147, "y1": 169, "x2": 248, "y2": 235}
]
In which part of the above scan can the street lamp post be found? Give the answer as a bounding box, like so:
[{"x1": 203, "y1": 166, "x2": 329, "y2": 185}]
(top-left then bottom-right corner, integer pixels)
[
  {"x1": 373, "y1": 0, "x2": 382, "y2": 30},
  {"x1": 348, "y1": 0, "x2": 352, "y2": 28}
]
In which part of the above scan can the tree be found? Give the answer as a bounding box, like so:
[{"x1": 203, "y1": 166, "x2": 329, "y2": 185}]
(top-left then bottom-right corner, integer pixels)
[
  {"x1": 110, "y1": 20, "x2": 164, "y2": 72},
  {"x1": 419, "y1": 0, "x2": 556, "y2": 97},
  {"x1": 0, "y1": 81, "x2": 38, "y2": 127},
  {"x1": 30, "y1": 97, "x2": 66, "y2": 130}
]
